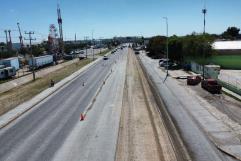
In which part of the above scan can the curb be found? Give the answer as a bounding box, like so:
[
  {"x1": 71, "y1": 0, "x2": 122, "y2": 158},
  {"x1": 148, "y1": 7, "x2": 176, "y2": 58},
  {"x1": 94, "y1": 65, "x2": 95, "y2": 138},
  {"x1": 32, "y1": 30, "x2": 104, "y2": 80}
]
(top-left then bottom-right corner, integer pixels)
[
  {"x1": 222, "y1": 88, "x2": 241, "y2": 102},
  {"x1": 0, "y1": 57, "x2": 103, "y2": 129}
]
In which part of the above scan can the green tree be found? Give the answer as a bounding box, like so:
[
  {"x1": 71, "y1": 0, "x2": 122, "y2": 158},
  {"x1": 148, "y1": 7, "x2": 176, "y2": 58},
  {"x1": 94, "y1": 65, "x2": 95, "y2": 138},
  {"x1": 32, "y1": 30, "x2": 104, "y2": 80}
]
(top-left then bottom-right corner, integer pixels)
[
  {"x1": 147, "y1": 34, "x2": 215, "y2": 63},
  {"x1": 146, "y1": 36, "x2": 166, "y2": 59},
  {"x1": 222, "y1": 27, "x2": 240, "y2": 40},
  {"x1": 168, "y1": 36, "x2": 184, "y2": 63},
  {"x1": 32, "y1": 45, "x2": 45, "y2": 57}
]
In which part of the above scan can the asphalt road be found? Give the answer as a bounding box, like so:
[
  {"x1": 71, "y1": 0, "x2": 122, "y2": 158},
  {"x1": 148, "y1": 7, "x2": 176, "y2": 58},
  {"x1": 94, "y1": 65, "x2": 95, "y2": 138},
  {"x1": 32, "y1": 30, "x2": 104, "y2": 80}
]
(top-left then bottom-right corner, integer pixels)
[
  {"x1": 138, "y1": 53, "x2": 239, "y2": 161},
  {"x1": 0, "y1": 48, "x2": 126, "y2": 161}
]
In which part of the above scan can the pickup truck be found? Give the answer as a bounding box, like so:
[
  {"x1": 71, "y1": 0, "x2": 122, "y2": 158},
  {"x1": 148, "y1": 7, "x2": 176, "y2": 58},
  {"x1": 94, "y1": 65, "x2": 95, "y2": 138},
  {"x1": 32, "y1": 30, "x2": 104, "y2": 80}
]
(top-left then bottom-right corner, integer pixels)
[{"x1": 201, "y1": 79, "x2": 222, "y2": 94}]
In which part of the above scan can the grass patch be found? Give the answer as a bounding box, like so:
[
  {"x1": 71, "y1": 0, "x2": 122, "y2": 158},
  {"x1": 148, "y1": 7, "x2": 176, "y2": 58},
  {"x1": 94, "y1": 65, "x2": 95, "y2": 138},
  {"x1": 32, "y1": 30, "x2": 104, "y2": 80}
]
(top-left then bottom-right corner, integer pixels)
[
  {"x1": 187, "y1": 55, "x2": 241, "y2": 70},
  {"x1": 0, "y1": 79, "x2": 9, "y2": 84},
  {"x1": 98, "y1": 49, "x2": 111, "y2": 56},
  {"x1": 0, "y1": 58, "x2": 93, "y2": 116},
  {"x1": 209, "y1": 55, "x2": 241, "y2": 69}
]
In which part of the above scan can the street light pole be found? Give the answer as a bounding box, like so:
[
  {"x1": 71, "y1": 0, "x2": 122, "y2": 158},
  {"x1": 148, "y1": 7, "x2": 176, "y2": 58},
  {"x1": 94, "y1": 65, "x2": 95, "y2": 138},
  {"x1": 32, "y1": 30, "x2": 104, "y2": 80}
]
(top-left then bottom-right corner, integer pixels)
[{"x1": 163, "y1": 17, "x2": 169, "y2": 77}]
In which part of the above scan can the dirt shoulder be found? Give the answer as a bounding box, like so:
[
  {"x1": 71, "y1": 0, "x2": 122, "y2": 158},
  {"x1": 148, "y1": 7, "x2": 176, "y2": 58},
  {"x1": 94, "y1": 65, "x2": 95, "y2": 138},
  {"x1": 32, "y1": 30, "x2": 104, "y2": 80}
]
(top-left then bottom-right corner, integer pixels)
[{"x1": 115, "y1": 49, "x2": 185, "y2": 161}]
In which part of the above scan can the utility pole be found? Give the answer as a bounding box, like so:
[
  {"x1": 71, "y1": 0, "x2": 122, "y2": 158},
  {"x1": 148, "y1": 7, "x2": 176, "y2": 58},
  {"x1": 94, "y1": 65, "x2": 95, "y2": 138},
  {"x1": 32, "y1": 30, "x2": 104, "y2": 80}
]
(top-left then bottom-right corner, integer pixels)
[
  {"x1": 99, "y1": 37, "x2": 103, "y2": 54},
  {"x1": 24, "y1": 31, "x2": 36, "y2": 81},
  {"x1": 57, "y1": 3, "x2": 64, "y2": 56},
  {"x1": 4, "y1": 30, "x2": 9, "y2": 49},
  {"x1": 92, "y1": 30, "x2": 94, "y2": 60},
  {"x1": 75, "y1": 33, "x2": 77, "y2": 55},
  {"x1": 17, "y1": 22, "x2": 24, "y2": 49},
  {"x1": 8, "y1": 30, "x2": 12, "y2": 50},
  {"x1": 202, "y1": 3, "x2": 207, "y2": 80},
  {"x1": 84, "y1": 36, "x2": 89, "y2": 58},
  {"x1": 163, "y1": 17, "x2": 169, "y2": 78}
]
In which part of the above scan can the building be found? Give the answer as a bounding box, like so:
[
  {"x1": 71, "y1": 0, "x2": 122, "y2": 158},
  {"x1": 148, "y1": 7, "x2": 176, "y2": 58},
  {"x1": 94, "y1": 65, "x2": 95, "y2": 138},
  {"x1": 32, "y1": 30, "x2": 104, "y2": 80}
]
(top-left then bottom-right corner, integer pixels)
[{"x1": 212, "y1": 40, "x2": 241, "y2": 55}]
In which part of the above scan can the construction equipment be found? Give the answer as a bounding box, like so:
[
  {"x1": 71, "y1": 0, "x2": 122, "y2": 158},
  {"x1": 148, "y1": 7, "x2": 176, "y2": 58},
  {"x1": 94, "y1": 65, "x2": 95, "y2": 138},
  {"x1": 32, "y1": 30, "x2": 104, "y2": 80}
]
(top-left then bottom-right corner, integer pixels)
[{"x1": 17, "y1": 22, "x2": 24, "y2": 49}]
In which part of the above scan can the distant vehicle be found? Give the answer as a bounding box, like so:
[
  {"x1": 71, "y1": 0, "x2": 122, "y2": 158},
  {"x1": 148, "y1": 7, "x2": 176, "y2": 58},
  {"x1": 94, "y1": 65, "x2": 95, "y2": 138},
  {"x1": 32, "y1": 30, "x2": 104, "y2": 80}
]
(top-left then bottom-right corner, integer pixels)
[
  {"x1": 201, "y1": 79, "x2": 222, "y2": 94},
  {"x1": 69, "y1": 51, "x2": 78, "y2": 55},
  {"x1": 0, "y1": 67, "x2": 16, "y2": 79},
  {"x1": 79, "y1": 54, "x2": 86, "y2": 60},
  {"x1": 159, "y1": 60, "x2": 173, "y2": 67},
  {"x1": 159, "y1": 58, "x2": 167, "y2": 64},
  {"x1": 168, "y1": 63, "x2": 181, "y2": 70},
  {"x1": 63, "y1": 54, "x2": 75, "y2": 60},
  {"x1": 134, "y1": 47, "x2": 141, "y2": 51},
  {"x1": 183, "y1": 64, "x2": 191, "y2": 71},
  {"x1": 187, "y1": 76, "x2": 201, "y2": 85},
  {"x1": 111, "y1": 51, "x2": 115, "y2": 54},
  {"x1": 29, "y1": 55, "x2": 54, "y2": 69},
  {"x1": 103, "y1": 56, "x2": 109, "y2": 60},
  {"x1": 79, "y1": 50, "x2": 85, "y2": 54},
  {"x1": 0, "y1": 57, "x2": 20, "y2": 71}
]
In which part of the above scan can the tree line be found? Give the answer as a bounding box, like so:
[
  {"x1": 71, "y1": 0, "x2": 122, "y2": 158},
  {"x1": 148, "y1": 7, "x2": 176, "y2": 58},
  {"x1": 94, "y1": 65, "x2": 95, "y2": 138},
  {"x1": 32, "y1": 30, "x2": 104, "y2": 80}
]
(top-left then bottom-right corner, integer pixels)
[{"x1": 146, "y1": 26, "x2": 240, "y2": 64}]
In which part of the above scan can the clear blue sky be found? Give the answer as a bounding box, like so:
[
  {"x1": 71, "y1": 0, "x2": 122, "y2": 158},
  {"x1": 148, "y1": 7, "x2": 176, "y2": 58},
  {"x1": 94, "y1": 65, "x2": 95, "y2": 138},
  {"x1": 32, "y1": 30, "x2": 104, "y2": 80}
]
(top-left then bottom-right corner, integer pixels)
[{"x1": 1, "y1": 0, "x2": 241, "y2": 43}]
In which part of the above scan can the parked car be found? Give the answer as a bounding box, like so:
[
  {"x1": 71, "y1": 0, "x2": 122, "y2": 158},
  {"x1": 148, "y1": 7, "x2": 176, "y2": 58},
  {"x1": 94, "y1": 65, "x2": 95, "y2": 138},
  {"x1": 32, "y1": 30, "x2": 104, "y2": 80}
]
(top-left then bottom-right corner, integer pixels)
[
  {"x1": 159, "y1": 58, "x2": 167, "y2": 64},
  {"x1": 168, "y1": 63, "x2": 181, "y2": 70},
  {"x1": 201, "y1": 79, "x2": 222, "y2": 94},
  {"x1": 79, "y1": 54, "x2": 86, "y2": 60},
  {"x1": 63, "y1": 54, "x2": 75, "y2": 60},
  {"x1": 187, "y1": 76, "x2": 201, "y2": 85},
  {"x1": 160, "y1": 60, "x2": 174, "y2": 68}
]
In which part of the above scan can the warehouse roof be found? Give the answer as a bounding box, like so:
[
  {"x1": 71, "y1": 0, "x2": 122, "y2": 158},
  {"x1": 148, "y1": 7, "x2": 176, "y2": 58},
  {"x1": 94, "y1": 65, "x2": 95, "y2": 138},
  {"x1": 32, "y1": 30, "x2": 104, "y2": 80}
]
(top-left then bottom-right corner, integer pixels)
[{"x1": 213, "y1": 41, "x2": 241, "y2": 50}]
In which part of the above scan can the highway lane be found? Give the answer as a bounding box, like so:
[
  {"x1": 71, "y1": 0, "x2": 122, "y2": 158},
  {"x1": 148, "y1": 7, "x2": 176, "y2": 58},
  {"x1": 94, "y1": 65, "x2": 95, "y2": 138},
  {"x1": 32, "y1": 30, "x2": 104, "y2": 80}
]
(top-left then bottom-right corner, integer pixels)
[
  {"x1": 0, "y1": 49, "x2": 125, "y2": 161},
  {"x1": 53, "y1": 49, "x2": 127, "y2": 161}
]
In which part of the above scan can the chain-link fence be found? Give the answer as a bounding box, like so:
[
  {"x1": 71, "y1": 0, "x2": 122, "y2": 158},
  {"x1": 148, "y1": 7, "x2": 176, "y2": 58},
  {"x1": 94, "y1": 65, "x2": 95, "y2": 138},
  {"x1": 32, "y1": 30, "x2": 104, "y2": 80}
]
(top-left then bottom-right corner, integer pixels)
[{"x1": 191, "y1": 62, "x2": 241, "y2": 95}]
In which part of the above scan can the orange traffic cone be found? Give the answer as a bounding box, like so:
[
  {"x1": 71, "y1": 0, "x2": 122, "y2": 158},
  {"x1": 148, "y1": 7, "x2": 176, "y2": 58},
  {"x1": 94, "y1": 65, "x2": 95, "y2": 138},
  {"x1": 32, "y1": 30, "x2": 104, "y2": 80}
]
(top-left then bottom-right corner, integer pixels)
[{"x1": 80, "y1": 113, "x2": 85, "y2": 121}]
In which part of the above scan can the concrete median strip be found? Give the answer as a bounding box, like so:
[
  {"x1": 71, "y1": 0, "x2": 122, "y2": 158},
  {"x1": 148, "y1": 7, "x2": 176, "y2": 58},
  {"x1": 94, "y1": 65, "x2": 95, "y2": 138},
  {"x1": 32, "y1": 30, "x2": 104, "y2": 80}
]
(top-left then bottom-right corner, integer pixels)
[{"x1": 0, "y1": 57, "x2": 102, "y2": 129}]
